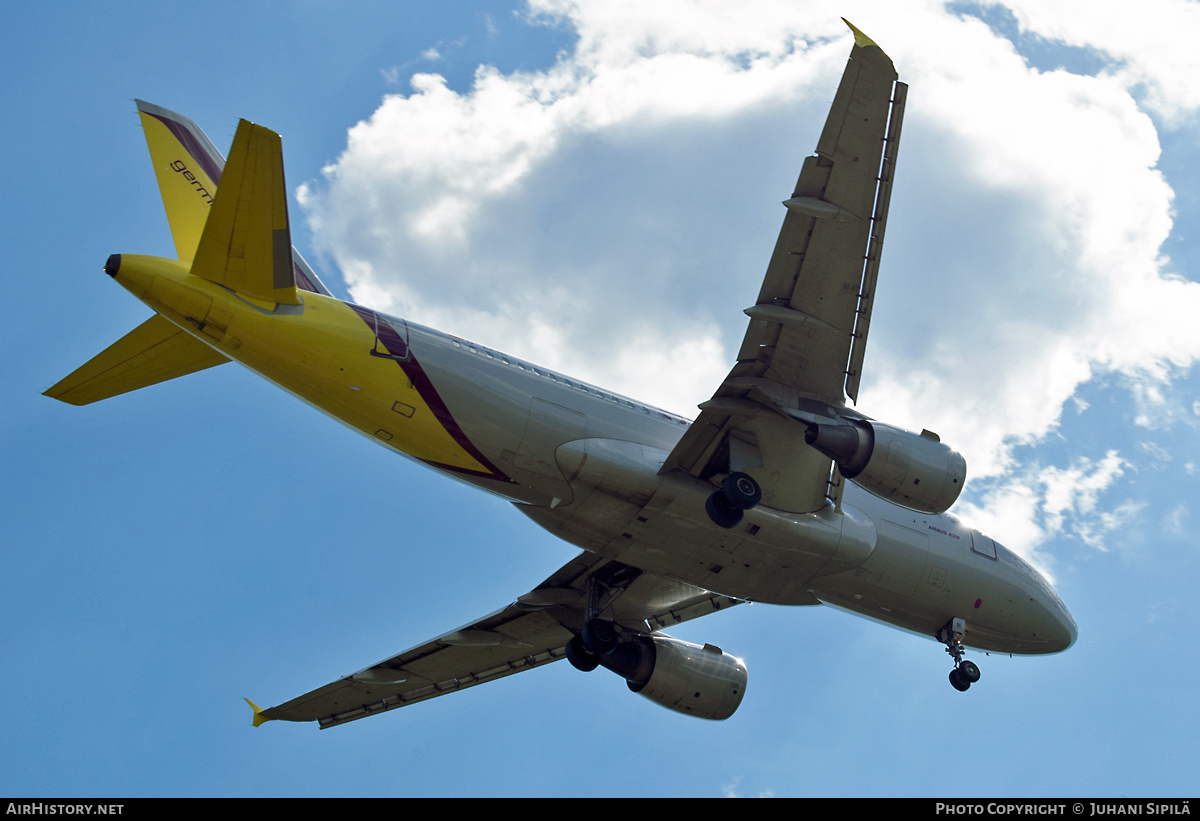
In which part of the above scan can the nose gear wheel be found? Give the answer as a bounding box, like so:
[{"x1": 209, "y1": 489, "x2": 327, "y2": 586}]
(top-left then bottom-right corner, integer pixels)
[{"x1": 938, "y1": 618, "x2": 981, "y2": 692}]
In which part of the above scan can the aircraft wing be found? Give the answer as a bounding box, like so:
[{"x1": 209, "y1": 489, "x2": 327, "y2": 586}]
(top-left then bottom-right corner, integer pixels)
[
  {"x1": 254, "y1": 552, "x2": 741, "y2": 729},
  {"x1": 660, "y1": 24, "x2": 906, "y2": 515}
]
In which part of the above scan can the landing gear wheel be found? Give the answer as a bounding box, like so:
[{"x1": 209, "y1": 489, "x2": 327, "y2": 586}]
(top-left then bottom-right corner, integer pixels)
[
  {"x1": 565, "y1": 635, "x2": 600, "y2": 672},
  {"x1": 722, "y1": 472, "x2": 762, "y2": 510},
  {"x1": 705, "y1": 491, "x2": 744, "y2": 529},
  {"x1": 582, "y1": 618, "x2": 619, "y2": 656},
  {"x1": 938, "y1": 618, "x2": 980, "y2": 692}
]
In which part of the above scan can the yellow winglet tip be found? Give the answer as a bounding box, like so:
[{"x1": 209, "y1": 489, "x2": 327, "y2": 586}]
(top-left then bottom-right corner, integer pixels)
[
  {"x1": 245, "y1": 698, "x2": 272, "y2": 727},
  {"x1": 842, "y1": 18, "x2": 879, "y2": 50}
]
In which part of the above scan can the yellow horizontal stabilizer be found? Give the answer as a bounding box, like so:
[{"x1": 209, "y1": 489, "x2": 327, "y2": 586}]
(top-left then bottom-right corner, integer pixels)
[
  {"x1": 44, "y1": 314, "x2": 229, "y2": 406},
  {"x1": 245, "y1": 698, "x2": 273, "y2": 727},
  {"x1": 191, "y1": 120, "x2": 301, "y2": 307}
]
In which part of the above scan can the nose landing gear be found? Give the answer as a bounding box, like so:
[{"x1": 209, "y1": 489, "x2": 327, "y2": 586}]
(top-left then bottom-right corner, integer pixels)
[{"x1": 938, "y1": 618, "x2": 982, "y2": 691}]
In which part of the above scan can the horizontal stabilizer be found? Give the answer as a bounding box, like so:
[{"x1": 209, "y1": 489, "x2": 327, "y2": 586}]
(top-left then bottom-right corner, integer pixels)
[
  {"x1": 44, "y1": 314, "x2": 229, "y2": 406},
  {"x1": 191, "y1": 119, "x2": 301, "y2": 307}
]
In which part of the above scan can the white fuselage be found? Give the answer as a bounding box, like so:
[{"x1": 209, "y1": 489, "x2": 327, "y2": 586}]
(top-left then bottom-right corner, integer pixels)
[{"x1": 357, "y1": 315, "x2": 1077, "y2": 657}]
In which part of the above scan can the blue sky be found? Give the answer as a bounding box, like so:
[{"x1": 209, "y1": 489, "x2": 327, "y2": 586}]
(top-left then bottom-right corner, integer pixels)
[{"x1": 5, "y1": 0, "x2": 1200, "y2": 798}]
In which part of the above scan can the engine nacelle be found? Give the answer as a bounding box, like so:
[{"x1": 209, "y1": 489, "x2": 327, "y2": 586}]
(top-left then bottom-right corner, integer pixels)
[
  {"x1": 598, "y1": 634, "x2": 747, "y2": 721},
  {"x1": 805, "y1": 419, "x2": 966, "y2": 514}
]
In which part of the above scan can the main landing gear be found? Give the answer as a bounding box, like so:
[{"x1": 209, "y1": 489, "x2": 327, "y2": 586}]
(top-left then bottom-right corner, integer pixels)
[
  {"x1": 566, "y1": 630, "x2": 601, "y2": 672},
  {"x1": 705, "y1": 472, "x2": 763, "y2": 529},
  {"x1": 565, "y1": 618, "x2": 627, "y2": 673},
  {"x1": 938, "y1": 617, "x2": 982, "y2": 692},
  {"x1": 567, "y1": 566, "x2": 640, "y2": 673}
]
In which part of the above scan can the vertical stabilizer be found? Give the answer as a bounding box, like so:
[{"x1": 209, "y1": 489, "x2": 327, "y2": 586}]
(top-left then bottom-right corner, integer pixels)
[
  {"x1": 136, "y1": 100, "x2": 335, "y2": 297},
  {"x1": 136, "y1": 101, "x2": 225, "y2": 263}
]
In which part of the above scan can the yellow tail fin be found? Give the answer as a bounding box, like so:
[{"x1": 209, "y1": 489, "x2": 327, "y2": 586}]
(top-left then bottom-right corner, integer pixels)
[
  {"x1": 46, "y1": 105, "x2": 315, "y2": 406},
  {"x1": 136, "y1": 101, "x2": 224, "y2": 263},
  {"x1": 137, "y1": 100, "x2": 334, "y2": 298}
]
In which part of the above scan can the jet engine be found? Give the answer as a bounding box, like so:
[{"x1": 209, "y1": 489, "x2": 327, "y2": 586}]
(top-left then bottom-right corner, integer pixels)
[
  {"x1": 804, "y1": 419, "x2": 966, "y2": 514},
  {"x1": 570, "y1": 631, "x2": 747, "y2": 720}
]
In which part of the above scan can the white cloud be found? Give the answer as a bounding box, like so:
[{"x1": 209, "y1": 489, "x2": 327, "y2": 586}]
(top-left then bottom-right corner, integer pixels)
[
  {"x1": 721, "y1": 775, "x2": 776, "y2": 798},
  {"x1": 1164, "y1": 504, "x2": 1188, "y2": 537},
  {"x1": 991, "y1": 0, "x2": 1200, "y2": 124},
  {"x1": 956, "y1": 450, "x2": 1142, "y2": 574},
  {"x1": 299, "y1": 0, "x2": 1200, "y2": 554}
]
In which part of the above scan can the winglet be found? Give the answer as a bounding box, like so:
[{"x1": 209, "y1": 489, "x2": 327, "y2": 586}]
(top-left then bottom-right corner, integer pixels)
[
  {"x1": 245, "y1": 698, "x2": 273, "y2": 727},
  {"x1": 842, "y1": 18, "x2": 880, "y2": 50}
]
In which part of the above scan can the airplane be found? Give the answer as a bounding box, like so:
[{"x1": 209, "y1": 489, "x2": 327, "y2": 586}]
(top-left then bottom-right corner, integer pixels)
[{"x1": 44, "y1": 22, "x2": 1076, "y2": 728}]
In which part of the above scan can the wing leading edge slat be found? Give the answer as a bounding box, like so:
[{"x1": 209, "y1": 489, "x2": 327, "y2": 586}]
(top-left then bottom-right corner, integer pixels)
[{"x1": 845, "y1": 80, "x2": 906, "y2": 403}]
